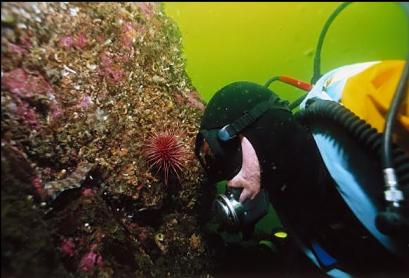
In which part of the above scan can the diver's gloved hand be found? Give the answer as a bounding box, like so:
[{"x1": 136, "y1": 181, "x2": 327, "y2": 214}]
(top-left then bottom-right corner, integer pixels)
[{"x1": 227, "y1": 136, "x2": 261, "y2": 203}]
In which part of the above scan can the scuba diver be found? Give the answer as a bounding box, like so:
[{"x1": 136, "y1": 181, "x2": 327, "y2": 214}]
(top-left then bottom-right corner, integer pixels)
[{"x1": 194, "y1": 2, "x2": 409, "y2": 277}]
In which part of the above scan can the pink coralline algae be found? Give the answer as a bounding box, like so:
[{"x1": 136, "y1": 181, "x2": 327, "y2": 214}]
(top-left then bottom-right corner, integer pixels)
[
  {"x1": 173, "y1": 91, "x2": 205, "y2": 111},
  {"x1": 49, "y1": 101, "x2": 63, "y2": 120},
  {"x1": 60, "y1": 238, "x2": 75, "y2": 257},
  {"x1": 59, "y1": 36, "x2": 74, "y2": 49},
  {"x1": 120, "y1": 22, "x2": 137, "y2": 49},
  {"x1": 2, "y1": 68, "x2": 53, "y2": 98},
  {"x1": 186, "y1": 91, "x2": 205, "y2": 111},
  {"x1": 30, "y1": 76, "x2": 53, "y2": 96},
  {"x1": 59, "y1": 33, "x2": 88, "y2": 49},
  {"x1": 2, "y1": 68, "x2": 61, "y2": 124},
  {"x1": 18, "y1": 32, "x2": 33, "y2": 49},
  {"x1": 137, "y1": 2, "x2": 157, "y2": 19},
  {"x1": 77, "y1": 95, "x2": 93, "y2": 110},
  {"x1": 81, "y1": 188, "x2": 95, "y2": 197},
  {"x1": 96, "y1": 35, "x2": 105, "y2": 43},
  {"x1": 99, "y1": 53, "x2": 125, "y2": 85},
  {"x1": 31, "y1": 176, "x2": 48, "y2": 200},
  {"x1": 122, "y1": 22, "x2": 134, "y2": 33},
  {"x1": 73, "y1": 33, "x2": 88, "y2": 49},
  {"x1": 16, "y1": 101, "x2": 40, "y2": 129},
  {"x1": 2, "y1": 68, "x2": 30, "y2": 97},
  {"x1": 7, "y1": 43, "x2": 28, "y2": 56},
  {"x1": 79, "y1": 249, "x2": 103, "y2": 272}
]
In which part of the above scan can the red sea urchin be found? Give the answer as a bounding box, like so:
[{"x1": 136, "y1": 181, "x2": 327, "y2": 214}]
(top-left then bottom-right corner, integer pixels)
[{"x1": 143, "y1": 131, "x2": 186, "y2": 185}]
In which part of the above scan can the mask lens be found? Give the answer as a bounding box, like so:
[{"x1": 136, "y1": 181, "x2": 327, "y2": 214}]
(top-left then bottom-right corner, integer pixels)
[
  {"x1": 196, "y1": 136, "x2": 222, "y2": 180},
  {"x1": 195, "y1": 130, "x2": 242, "y2": 182},
  {"x1": 196, "y1": 140, "x2": 214, "y2": 170},
  {"x1": 204, "y1": 154, "x2": 226, "y2": 181}
]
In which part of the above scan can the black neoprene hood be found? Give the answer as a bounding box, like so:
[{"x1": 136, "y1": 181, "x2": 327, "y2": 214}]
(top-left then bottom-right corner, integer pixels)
[
  {"x1": 196, "y1": 81, "x2": 291, "y2": 182},
  {"x1": 200, "y1": 82, "x2": 275, "y2": 130}
]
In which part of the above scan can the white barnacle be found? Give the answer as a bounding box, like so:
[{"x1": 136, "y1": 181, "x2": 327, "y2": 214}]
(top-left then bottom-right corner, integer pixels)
[
  {"x1": 31, "y1": 3, "x2": 41, "y2": 14},
  {"x1": 18, "y1": 8, "x2": 31, "y2": 20},
  {"x1": 63, "y1": 65, "x2": 77, "y2": 74},
  {"x1": 69, "y1": 7, "x2": 79, "y2": 16},
  {"x1": 95, "y1": 108, "x2": 108, "y2": 121},
  {"x1": 102, "y1": 39, "x2": 112, "y2": 46},
  {"x1": 17, "y1": 23, "x2": 27, "y2": 29},
  {"x1": 54, "y1": 52, "x2": 62, "y2": 63},
  {"x1": 86, "y1": 62, "x2": 97, "y2": 71}
]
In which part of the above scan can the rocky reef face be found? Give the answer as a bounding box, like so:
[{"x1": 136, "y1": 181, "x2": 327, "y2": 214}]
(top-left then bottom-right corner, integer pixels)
[{"x1": 1, "y1": 3, "x2": 216, "y2": 277}]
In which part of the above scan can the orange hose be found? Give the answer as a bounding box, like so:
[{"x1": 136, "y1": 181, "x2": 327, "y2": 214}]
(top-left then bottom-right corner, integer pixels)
[{"x1": 279, "y1": 76, "x2": 312, "y2": 91}]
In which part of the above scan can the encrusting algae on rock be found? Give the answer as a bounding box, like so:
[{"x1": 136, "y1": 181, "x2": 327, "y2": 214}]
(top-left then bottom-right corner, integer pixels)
[{"x1": 1, "y1": 2, "x2": 216, "y2": 277}]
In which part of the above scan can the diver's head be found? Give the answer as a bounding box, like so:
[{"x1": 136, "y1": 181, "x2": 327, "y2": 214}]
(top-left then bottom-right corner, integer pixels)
[{"x1": 195, "y1": 81, "x2": 290, "y2": 183}]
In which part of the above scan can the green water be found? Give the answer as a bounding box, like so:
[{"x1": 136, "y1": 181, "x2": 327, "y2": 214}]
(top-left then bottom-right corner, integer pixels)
[
  {"x1": 164, "y1": 2, "x2": 408, "y2": 240},
  {"x1": 165, "y1": 2, "x2": 408, "y2": 103}
]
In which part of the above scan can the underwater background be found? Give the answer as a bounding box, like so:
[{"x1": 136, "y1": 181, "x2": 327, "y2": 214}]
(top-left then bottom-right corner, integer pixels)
[
  {"x1": 165, "y1": 2, "x2": 408, "y2": 102},
  {"x1": 1, "y1": 2, "x2": 408, "y2": 277}
]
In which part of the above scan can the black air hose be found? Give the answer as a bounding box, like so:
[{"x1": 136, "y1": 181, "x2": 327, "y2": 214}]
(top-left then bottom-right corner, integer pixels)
[
  {"x1": 295, "y1": 98, "x2": 409, "y2": 189},
  {"x1": 296, "y1": 99, "x2": 409, "y2": 236}
]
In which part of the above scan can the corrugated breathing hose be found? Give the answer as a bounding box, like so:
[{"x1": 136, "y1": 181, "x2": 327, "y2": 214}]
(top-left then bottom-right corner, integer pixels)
[{"x1": 295, "y1": 98, "x2": 409, "y2": 236}]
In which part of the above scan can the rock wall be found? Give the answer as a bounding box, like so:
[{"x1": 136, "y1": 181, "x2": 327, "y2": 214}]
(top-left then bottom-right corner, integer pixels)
[{"x1": 1, "y1": 3, "x2": 216, "y2": 277}]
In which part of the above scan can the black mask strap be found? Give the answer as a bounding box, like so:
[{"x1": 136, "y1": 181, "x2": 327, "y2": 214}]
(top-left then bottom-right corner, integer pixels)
[{"x1": 218, "y1": 96, "x2": 290, "y2": 142}]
